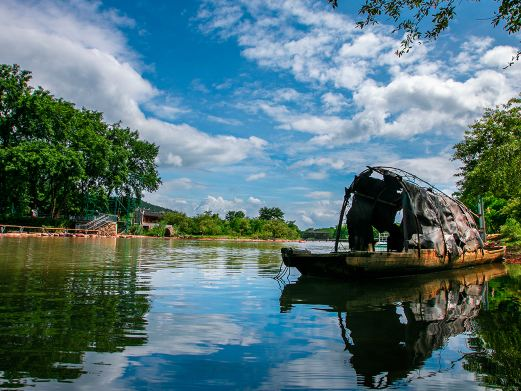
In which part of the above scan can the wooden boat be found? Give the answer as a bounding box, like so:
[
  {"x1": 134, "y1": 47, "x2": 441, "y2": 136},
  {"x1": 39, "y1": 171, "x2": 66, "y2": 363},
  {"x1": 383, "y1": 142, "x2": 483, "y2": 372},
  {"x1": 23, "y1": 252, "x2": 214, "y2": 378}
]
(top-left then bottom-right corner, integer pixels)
[
  {"x1": 281, "y1": 245, "x2": 505, "y2": 278},
  {"x1": 282, "y1": 166, "x2": 506, "y2": 279}
]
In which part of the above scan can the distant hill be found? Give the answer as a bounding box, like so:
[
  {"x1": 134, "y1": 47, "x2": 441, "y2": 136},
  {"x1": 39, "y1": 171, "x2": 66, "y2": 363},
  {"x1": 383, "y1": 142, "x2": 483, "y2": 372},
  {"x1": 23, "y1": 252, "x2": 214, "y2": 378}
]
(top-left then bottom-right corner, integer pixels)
[{"x1": 139, "y1": 200, "x2": 173, "y2": 213}]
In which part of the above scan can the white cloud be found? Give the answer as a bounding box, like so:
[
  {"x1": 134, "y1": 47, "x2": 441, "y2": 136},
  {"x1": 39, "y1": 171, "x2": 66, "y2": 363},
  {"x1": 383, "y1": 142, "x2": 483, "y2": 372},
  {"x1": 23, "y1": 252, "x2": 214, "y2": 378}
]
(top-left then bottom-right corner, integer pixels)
[
  {"x1": 198, "y1": 0, "x2": 520, "y2": 147},
  {"x1": 248, "y1": 196, "x2": 262, "y2": 205},
  {"x1": 481, "y1": 45, "x2": 520, "y2": 68},
  {"x1": 321, "y1": 92, "x2": 349, "y2": 114},
  {"x1": 382, "y1": 155, "x2": 460, "y2": 190},
  {"x1": 246, "y1": 172, "x2": 266, "y2": 181},
  {"x1": 293, "y1": 157, "x2": 346, "y2": 170},
  {"x1": 307, "y1": 191, "x2": 332, "y2": 199},
  {"x1": 0, "y1": 0, "x2": 266, "y2": 168},
  {"x1": 297, "y1": 199, "x2": 342, "y2": 228},
  {"x1": 306, "y1": 170, "x2": 328, "y2": 180},
  {"x1": 195, "y1": 195, "x2": 264, "y2": 217},
  {"x1": 207, "y1": 114, "x2": 243, "y2": 126}
]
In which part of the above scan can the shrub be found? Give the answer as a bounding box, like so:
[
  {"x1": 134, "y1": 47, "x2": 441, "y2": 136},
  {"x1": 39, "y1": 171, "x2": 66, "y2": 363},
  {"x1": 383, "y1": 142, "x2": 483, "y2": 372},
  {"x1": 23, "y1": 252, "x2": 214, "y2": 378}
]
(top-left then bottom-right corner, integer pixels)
[{"x1": 500, "y1": 218, "x2": 521, "y2": 245}]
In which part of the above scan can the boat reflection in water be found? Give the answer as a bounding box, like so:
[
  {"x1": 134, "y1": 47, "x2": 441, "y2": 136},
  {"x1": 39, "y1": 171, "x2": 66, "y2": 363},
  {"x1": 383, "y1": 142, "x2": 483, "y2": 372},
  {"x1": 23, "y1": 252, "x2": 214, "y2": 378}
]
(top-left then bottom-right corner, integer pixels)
[{"x1": 280, "y1": 263, "x2": 507, "y2": 388}]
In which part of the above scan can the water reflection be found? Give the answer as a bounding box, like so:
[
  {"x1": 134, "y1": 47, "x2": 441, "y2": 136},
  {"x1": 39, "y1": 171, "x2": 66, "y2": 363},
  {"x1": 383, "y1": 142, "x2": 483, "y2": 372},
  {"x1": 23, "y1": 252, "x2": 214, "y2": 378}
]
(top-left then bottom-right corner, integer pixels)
[
  {"x1": 1, "y1": 238, "x2": 519, "y2": 390},
  {"x1": 463, "y1": 265, "x2": 521, "y2": 390},
  {"x1": 280, "y1": 264, "x2": 507, "y2": 388},
  {"x1": 0, "y1": 238, "x2": 151, "y2": 388}
]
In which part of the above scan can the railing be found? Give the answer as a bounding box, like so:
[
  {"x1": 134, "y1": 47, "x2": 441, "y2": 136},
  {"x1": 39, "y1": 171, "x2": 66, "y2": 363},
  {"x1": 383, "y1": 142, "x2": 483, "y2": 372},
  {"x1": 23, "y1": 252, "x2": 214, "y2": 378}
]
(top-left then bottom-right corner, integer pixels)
[
  {"x1": 0, "y1": 224, "x2": 98, "y2": 234},
  {"x1": 78, "y1": 213, "x2": 117, "y2": 230}
]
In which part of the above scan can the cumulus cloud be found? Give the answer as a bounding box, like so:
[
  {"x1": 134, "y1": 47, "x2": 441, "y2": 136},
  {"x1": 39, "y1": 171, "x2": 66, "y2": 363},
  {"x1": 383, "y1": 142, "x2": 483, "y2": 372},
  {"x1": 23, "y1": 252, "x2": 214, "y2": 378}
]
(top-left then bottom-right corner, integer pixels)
[
  {"x1": 306, "y1": 170, "x2": 328, "y2": 180},
  {"x1": 321, "y1": 92, "x2": 349, "y2": 114},
  {"x1": 246, "y1": 172, "x2": 266, "y2": 181},
  {"x1": 0, "y1": 0, "x2": 266, "y2": 168},
  {"x1": 197, "y1": 0, "x2": 520, "y2": 147},
  {"x1": 248, "y1": 196, "x2": 262, "y2": 205},
  {"x1": 195, "y1": 195, "x2": 264, "y2": 217},
  {"x1": 307, "y1": 191, "x2": 332, "y2": 199},
  {"x1": 382, "y1": 155, "x2": 460, "y2": 190},
  {"x1": 297, "y1": 199, "x2": 342, "y2": 228}
]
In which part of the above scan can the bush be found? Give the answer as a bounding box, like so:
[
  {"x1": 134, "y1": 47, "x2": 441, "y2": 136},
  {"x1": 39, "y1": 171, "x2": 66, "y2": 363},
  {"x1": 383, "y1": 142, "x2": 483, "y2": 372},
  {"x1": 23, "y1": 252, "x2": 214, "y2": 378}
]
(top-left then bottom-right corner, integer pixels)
[
  {"x1": 129, "y1": 224, "x2": 143, "y2": 235},
  {"x1": 146, "y1": 223, "x2": 166, "y2": 237},
  {"x1": 500, "y1": 218, "x2": 521, "y2": 245}
]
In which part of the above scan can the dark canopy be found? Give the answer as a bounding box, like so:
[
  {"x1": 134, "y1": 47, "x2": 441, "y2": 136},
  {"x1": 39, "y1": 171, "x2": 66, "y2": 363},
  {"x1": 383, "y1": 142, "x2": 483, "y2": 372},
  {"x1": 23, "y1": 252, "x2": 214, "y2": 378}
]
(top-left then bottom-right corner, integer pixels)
[{"x1": 337, "y1": 167, "x2": 483, "y2": 258}]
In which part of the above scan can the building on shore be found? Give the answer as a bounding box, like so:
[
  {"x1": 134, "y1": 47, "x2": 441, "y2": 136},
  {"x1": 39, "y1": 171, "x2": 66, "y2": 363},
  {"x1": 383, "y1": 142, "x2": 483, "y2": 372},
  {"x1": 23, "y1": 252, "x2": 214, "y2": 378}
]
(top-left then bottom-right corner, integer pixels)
[{"x1": 134, "y1": 208, "x2": 173, "y2": 236}]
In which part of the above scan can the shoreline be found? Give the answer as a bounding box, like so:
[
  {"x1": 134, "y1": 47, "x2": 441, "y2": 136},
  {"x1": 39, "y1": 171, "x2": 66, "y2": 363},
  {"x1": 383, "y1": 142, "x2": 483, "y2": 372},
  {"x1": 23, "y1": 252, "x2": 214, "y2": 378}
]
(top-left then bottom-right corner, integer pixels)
[{"x1": 0, "y1": 231, "x2": 303, "y2": 243}]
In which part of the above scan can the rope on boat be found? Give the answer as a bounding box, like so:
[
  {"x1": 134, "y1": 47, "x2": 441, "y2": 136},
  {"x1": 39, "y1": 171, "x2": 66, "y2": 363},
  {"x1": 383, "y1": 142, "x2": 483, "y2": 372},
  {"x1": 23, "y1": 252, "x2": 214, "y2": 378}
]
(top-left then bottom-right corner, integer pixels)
[{"x1": 274, "y1": 260, "x2": 291, "y2": 281}]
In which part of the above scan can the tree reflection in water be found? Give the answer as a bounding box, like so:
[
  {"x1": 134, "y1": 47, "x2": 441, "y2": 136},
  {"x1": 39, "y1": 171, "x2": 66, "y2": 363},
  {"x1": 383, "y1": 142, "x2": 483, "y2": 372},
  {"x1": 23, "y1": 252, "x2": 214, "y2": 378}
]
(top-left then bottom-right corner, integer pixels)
[
  {"x1": 464, "y1": 265, "x2": 521, "y2": 390},
  {"x1": 280, "y1": 264, "x2": 507, "y2": 388},
  {"x1": 0, "y1": 238, "x2": 151, "y2": 388}
]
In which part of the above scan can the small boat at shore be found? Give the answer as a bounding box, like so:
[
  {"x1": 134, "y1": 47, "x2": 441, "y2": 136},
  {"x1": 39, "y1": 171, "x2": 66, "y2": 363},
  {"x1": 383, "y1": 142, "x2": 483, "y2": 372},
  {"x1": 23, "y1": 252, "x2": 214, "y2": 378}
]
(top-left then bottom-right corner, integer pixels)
[{"x1": 282, "y1": 166, "x2": 506, "y2": 279}]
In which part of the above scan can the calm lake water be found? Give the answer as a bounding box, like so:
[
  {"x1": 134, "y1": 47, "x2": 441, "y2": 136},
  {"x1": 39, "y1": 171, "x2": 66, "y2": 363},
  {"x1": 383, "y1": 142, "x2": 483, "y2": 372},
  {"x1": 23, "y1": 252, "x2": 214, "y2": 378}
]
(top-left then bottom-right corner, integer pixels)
[{"x1": 0, "y1": 237, "x2": 520, "y2": 390}]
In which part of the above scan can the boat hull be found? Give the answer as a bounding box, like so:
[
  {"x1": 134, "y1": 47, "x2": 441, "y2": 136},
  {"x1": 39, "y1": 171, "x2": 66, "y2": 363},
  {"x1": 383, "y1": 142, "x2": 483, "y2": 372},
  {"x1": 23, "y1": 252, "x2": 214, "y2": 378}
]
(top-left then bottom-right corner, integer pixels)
[{"x1": 281, "y1": 246, "x2": 506, "y2": 279}]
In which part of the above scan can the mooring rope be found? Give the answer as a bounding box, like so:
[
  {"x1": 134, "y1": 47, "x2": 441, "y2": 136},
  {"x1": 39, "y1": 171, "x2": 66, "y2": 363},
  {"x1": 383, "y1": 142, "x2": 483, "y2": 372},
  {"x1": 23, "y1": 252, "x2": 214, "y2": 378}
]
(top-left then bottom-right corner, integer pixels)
[{"x1": 274, "y1": 260, "x2": 291, "y2": 281}]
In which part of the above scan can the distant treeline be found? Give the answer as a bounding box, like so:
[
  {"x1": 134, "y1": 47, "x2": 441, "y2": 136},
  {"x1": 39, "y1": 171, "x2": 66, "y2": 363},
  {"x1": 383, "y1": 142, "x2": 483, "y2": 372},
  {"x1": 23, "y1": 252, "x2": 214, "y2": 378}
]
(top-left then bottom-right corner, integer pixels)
[
  {"x1": 0, "y1": 64, "x2": 161, "y2": 219},
  {"x1": 137, "y1": 207, "x2": 301, "y2": 240}
]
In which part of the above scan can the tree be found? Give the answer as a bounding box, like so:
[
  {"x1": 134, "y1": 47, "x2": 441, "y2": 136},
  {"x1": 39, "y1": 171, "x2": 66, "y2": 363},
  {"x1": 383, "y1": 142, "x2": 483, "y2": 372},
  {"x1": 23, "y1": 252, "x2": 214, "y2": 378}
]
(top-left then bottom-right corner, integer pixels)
[
  {"x1": 162, "y1": 211, "x2": 192, "y2": 234},
  {"x1": 258, "y1": 207, "x2": 285, "y2": 221},
  {"x1": 453, "y1": 96, "x2": 521, "y2": 230},
  {"x1": 259, "y1": 219, "x2": 300, "y2": 239},
  {"x1": 225, "y1": 210, "x2": 246, "y2": 221},
  {"x1": 0, "y1": 64, "x2": 161, "y2": 220},
  {"x1": 0, "y1": 64, "x2": 32, "y2": 148},
  {"x1": 326, "y1": 0, "x2": 520, "y2": 63}
]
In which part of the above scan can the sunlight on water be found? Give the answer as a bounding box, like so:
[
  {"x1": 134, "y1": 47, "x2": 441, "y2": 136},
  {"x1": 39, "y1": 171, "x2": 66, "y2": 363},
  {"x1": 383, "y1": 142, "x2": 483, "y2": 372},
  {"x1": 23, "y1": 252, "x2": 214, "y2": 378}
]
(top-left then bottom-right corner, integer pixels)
[{"x1": 0, "y1": 237, "x2": 520, "y2": 390}]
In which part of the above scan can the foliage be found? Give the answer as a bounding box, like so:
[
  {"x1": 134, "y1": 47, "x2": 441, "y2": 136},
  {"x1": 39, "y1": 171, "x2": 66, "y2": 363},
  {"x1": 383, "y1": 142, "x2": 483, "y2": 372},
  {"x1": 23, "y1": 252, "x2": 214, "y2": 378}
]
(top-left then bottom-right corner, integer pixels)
[
  {"x1": 159, "y1": 207, "x2": 301, "y2": 240},
  {"x1": 501, "y1": 218, "x2": 521, "y2": 245},
  {"x1": 477, "y1": 193, "x2": 509, "y2": 233},
  {"x1": 258, "y1": 220, "x2": 300, "y2": 240},
  {"x1": 162, "y1": 211, "x2": 192, "y2": 235},
  {"x1": 146, "y1": 222, "x2": 167, "y2": 237},
  {"x1": 225, "y1": 210, "x2": 246, "y2": 221},
  {"x1": 129, "y1": 224, "x2": 144, "y2": 235},
  {"x1": 0, "y1": 64, "x2": 161, "y2": 219},
  {"x1": 258, "y1": 207, "x2": 285, "y2": 221},
  {"x1": 453, "y1": 97, "x2": 521, "y2": 234},
  {"x1": 326, "y1": 0, "x2": 520, "y2": 63},
  {"x1": 140, "y1": 200, "x2": 173, "y2": 213},
  {"x1": 463, "y1": 271, "x2": 521, "y2": 389}
]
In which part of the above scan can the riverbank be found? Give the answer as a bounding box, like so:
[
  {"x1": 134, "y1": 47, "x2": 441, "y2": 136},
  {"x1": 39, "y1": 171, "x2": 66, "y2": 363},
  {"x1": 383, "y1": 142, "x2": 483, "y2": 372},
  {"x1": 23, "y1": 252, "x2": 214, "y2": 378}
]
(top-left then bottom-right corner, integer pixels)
[{"x1": 0, "y1": 231, "x2": 303, "y2": 243}]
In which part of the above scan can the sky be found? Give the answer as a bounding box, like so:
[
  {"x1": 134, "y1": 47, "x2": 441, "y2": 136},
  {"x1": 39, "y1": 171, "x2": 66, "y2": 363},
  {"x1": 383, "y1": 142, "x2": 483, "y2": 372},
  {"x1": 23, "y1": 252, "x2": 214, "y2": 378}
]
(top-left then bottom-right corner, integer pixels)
[{"x1": 0, "y1": 0, "x2": 519, "y2": 228}]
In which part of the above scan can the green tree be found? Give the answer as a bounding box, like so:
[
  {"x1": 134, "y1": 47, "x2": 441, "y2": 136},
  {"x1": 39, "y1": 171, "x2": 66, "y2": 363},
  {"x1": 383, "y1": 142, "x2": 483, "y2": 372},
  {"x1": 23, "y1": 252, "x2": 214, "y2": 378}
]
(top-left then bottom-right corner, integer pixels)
[
  {"x1": 453, "y1": 97, "x2": 521, "y2": 234},
  {"x1": 192, "y1": 212, "x2": 223, "y2": 236},
  {"x1": 0, "y1": 64, "x2": 161, "y2": 220},
  {"x1": 162, "y1": 211, "x2": 192, "y2": 235},
  {"x1": 225, "y1": 210, "x2": 246, "y2": 221},
  {"x1": 326, "y1": 0, "x2": 520, "y2": 62},
  {"x1": 258, "y1": 207, "x2": 285, "y2": 221},
  {"x1": 0, "y1": 64, "x2": 32, "y2": 148},
  {"x1": 259, "y1": 219, "x2": 300, "y2": 240}
]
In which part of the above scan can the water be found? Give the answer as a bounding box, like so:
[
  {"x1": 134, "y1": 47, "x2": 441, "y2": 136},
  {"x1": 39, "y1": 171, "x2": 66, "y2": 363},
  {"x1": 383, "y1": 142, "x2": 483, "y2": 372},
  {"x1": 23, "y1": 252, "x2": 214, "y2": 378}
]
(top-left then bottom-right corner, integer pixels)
[{"x1": 0, "y1": 237, "x2": 520, "y2": 390}]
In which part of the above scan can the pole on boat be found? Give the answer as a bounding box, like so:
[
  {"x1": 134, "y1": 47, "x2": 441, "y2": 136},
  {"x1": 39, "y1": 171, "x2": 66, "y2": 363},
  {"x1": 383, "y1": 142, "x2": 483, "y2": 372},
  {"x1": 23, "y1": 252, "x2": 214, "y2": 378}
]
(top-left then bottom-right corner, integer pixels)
[
  {"x1": 334, "y1": 187, "x2": 351, "y2": 252},
  {"x1": 478, "y1": 195, "x2": 487, "y2": 242}
]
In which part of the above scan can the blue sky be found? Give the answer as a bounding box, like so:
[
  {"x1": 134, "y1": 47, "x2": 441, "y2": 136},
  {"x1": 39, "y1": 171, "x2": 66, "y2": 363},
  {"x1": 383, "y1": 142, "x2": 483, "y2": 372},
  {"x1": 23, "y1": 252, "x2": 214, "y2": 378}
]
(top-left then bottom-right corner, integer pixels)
[{"x1": 1, "y1": 0, "x2": 519, "y2": 228}]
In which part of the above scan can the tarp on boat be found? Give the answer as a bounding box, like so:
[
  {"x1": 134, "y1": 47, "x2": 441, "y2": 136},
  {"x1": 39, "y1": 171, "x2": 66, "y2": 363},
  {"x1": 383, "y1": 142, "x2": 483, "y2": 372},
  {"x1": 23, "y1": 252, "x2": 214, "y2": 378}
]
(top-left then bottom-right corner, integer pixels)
[{"x1": 341, "y1": 166, "x2": 483, "y2": 258}]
